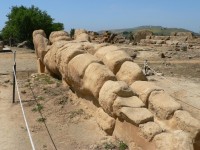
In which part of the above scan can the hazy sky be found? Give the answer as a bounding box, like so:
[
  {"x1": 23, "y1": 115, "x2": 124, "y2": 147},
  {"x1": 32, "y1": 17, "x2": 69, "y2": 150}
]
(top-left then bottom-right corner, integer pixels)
[{"x1": 0, "y1": 0, "x2": 200, "y2": 32}]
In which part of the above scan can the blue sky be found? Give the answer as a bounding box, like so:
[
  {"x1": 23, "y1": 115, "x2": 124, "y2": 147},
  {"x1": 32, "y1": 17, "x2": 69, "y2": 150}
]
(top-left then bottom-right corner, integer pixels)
[{"x1": 0, "y1": 0, "x2": 200, "y2": 32}]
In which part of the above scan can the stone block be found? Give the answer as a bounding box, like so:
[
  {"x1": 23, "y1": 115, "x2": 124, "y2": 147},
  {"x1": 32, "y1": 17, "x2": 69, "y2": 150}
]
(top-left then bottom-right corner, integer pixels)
[
  {"x1": 119, "y1": 107, "x2": 154, "y2": 126},
  {"x1": 130, "y1": 81, "x2": 163, "y2": 106},
  {"x1": 154, "y1": 130, "x2": 193, "y2": 150},
  {"x1": 116, "y1": 61, "x2": 147, "y2": 85},
  {"x1": 99, "y1": 80, "x2": 134, "y2": 114},
  {"x1": 139, "y1": 122, "x2": 163, "y2": 141},
  {"x1": 96, "y1": 108, "x2": 115, "y2": 135},
  {"x1": 113, "y1": 96, "x2": 145, "y2": 116},
  {"x1": 149, "y1": 91, "x2": 181, "y2": 119}
]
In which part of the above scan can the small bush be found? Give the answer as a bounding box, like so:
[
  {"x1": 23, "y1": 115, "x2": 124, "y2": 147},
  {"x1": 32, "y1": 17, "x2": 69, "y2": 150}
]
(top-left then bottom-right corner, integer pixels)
[
  {"x1": 119, "y1": 141, "x2": 128, "y2": 150},
  {"x1": 32, "y1": 103, "x2": 44, "y2": 112},
  {"x1": 37, "y1": 117, "x2": 46, "y2": 123}
]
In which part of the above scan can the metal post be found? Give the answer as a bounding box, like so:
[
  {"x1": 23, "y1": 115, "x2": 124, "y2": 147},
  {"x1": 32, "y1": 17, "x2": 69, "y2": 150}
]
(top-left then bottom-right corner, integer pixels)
[{"x1": 13, "y1": 51, "x2": 16, "y2": 103}]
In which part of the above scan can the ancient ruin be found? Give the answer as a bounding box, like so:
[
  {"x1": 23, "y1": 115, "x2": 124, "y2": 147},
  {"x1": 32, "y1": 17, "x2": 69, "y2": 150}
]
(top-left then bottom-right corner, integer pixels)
[{"x1": 33, "y1": 29, "x2": 200, "y2": 150}]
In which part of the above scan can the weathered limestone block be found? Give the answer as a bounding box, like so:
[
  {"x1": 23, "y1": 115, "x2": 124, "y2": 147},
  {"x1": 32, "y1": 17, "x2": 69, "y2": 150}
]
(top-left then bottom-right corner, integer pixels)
[
  {"x1": 154, "y1": 130, "x2": 193, "y2": 150},
  {"x1": 74, "y1": 29, "x2": 90, "y2": 42},
  {"x1": 75, "y1": 33, "x2": 90, "y2": 42},
  {"x1": 94, "y1": 45, "x2": 119, "y2": 61},
  {"x1": 156, "y1": 40, "x2": 165, "y2": 44},
  {"x1": 74, "y1": 29, "x2": 87, "y2": 38},
  {"x1": 153, "y1": 36, "x2": 170, "y2": 41},
  {"x1": 119, "y1": 107, "x2": 154, "y2": 126},
  {"x1": 83, "y1": 42, "x2": 109, "y2": 55},
  {"x1": 176, "y1": 32, "x2": 193, "y2": 38},
  {"x1": 128, "y1": 142, "x2": 142, "y2": 150},
  {"x1": 170, "y1": 36, "x2": 188, "y2": 42},
  {"x1": 49, "y1": 31, "x2": 71, "y2": 44},
  {"x1": 103, "y1": 50, "x2": 132, "y2": 74},
  {"x1": 83, "y1": 63, "x2": 116, "y2": 98},
  {"x1": 43, "y1": 44, "x2": 62, "y2": 78},
  {"x1": 172, "y1": 110, "x2": 200, "y2": 140},
  {"x1": 61, "y1": 42, "x2": 83, "y2": 51},
  {"x1": 113, "y1": 119, "x2": 156, "y2": 150},
  {"x1": 67, "y1": 54, "x2": 101, "y2": 91},
  {"x1": 59, "y1": 48, "x2": 85, "y2": 75},
  {"x1": 130, "y1": 81, "x2": 163, "y2": 106},
  {"x1": 116, "y1": 61, "x2": 147, "y2": 85},
  {"x1": 93, "y1": 43, "x2": 109, "y2": 54},
  {"x1": 113, "y1": 96, "x2": 145, "y2": 116},
  {"x1": 166, "y1": 40, "x2": 179, "y2": 46},
  {"x1": 149, "y1": 91, "x2": 181, "y2": 119},
  {"x1": 33, "y1": 30, "x2": 49, "y2": 62},
  {"x1": 139, "y1": 122, "x2": 163, "y2": 141},
  {"x1": 44, "y1": 41, "x2": 72, "y2": 77},
  {"x1": 96, "y1": 108, "x2": 115, "y2": 135},
  {"x1": 82, "y1": 42, "x2": 94, "y2": 52},
  {"x1": 37, "y1": 58, "x2": 45, "y2": 73},
  {"x1": 99, "y1": 80, "x2": 133, "y2": 114}
]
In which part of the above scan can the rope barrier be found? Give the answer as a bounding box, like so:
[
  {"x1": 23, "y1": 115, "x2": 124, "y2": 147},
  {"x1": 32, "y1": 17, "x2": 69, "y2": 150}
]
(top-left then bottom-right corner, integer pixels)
[
  {"x1": 12, "y1": 51, "x2": 57, "y2": 150},
  {"x1": 13, "y1": 67, "x2": 36, "y2": 150}
]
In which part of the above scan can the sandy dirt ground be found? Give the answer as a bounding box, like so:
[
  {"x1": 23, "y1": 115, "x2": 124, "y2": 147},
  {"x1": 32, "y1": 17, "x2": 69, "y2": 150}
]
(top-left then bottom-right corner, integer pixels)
[{"x1": 0, "y1": 45, "x2": 200, "y2": 150}]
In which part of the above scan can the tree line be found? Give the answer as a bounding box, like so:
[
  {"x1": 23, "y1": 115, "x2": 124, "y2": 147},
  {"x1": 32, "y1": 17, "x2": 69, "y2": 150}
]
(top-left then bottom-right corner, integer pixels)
[{"x1": 0, "y1": 5, "x2": 64, "y2": 48}]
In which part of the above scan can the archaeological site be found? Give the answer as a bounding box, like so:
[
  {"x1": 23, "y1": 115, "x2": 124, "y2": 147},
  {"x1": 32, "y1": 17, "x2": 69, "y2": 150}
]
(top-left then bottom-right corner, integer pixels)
[{"x1": 30, "y1": 29, "x2": 200, "y2": 150}]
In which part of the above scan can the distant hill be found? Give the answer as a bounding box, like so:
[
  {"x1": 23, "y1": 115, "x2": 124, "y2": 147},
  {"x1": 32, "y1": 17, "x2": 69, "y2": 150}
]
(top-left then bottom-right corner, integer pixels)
[{"x1": 99, "y1": 26, "x2": 200, "y2": 36}]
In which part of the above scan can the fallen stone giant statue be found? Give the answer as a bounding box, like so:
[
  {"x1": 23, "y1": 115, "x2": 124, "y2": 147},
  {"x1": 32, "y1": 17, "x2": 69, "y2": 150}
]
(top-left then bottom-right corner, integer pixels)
[{"x1": 33, "y1": 29, "x2": 200, "y2": 150}]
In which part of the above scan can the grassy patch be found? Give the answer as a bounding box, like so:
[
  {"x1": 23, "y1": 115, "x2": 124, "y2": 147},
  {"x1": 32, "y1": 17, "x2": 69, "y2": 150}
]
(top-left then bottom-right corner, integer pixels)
[
  {"x1": 32, "y1": 103, "x2": 44, "y2": 112},
  {"x1": 104, "y1": 143, "x2": 116, "y2": 149},
  {"x1": 34, "y1": 74, "x2": 55, "y2": 84},
  {"x1": 68, "y1": 109, "x2": 84, "y2": 119},
  {"x1": 37, "y1": 117, "x2": 46, "y2": 123},
  {"x1": 59, "y1": 96, "x2": 68, "y2": 105},
  {"x1": 119, "y1": 141, "x2": 128, "y2": 150}
]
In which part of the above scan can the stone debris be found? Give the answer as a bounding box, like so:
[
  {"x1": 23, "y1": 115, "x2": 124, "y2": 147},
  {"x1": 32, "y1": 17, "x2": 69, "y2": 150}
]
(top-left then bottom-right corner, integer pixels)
[
  {"x1": 113, "y1": 96, "x2": 145, "y2": 116},
  {"x1": 149, "y1": 90, "x2": 181, "y2": 119},
  {"x1": 139, "y1": 122, "x2": 163, "y2": 141},
  {"x1": 154, "y1": 130, "x2": 193, "y2": 150},
  {"x1": 119, "y1": 107, "x2": 154, "y2": 126},
  {"x1": 96, "y1": 108, "x2": 115, "y2": 135},
  {"x1": 172, "y1": 110, "x2": 200, "y2": 139}
]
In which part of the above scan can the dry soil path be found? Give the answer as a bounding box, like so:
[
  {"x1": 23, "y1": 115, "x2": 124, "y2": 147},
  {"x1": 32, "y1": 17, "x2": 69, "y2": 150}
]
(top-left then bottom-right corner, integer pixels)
[{"x1": 0, "y1": 50, "x2": 33, "y2": 149}]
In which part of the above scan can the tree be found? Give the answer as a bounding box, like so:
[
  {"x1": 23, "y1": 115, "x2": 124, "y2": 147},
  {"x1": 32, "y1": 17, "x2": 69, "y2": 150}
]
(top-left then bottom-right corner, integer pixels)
[
  {"x1": 70, "y1": 28, "x2": 75, "y2": 38},
  {"x1": 0, "y1": 32, "x2": 2, "y2": 40},
  {"x1": 1, "y1": 5, "x2": 64, "y2": 47}
]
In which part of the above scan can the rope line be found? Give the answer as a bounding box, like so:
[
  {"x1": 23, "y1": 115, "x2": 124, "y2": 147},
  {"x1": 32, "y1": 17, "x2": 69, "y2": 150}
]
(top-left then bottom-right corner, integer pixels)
[{"x1": 13, "y1": 67, "x2": 36, "y2": 150}]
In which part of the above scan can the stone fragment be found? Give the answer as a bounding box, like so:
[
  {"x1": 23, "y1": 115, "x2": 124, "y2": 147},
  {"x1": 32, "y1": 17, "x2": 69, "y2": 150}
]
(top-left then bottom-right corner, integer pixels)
[
  {"x1": 119, "y1": 107, "x2": 154, "y2": 126},
  {"x1": 139, "y1": 122, "x2": 163, "y2": 141},
  {"x1": 149, "y1": 91, "x2": 181, "y2": 119},
  {"x1": 67, "y1": 54, "x2": 101, "y2": 92},
  {"x1": 96, "y1": 108, "x2": 115, "y2": 135},
  {"x1": 94, "y1": 45, "x2": 119, "y2": 61},
  {"x1": 116, "y1": 61, "x2": 147, "y2": 85},
  {"x1": 130, "y1": 81, "x2": 163, "y2": 106},
  {"x1": 172, "y1": 110, "x2": 200, "y2": 139},
  {"x1": 154, "y1": 130, "x2": 193, "y2": 150},
  {"x1": 83, "y1": 63, "x2": 116, "y2": 98},
  {"x1": 113, "y1": 96, "x2": 145, "y2": 116},
  {"x1": 103, "y1": 50, "x2": 132, "y2": 74},
  {"x1": 99, "y1": 80, "x2": 134, "y2": 114}
]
